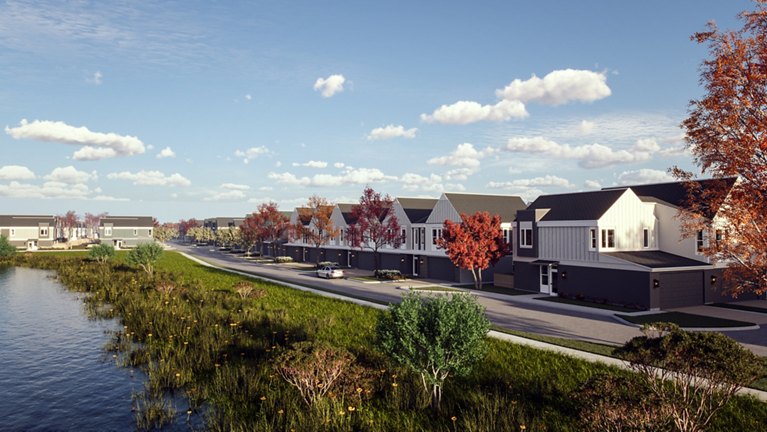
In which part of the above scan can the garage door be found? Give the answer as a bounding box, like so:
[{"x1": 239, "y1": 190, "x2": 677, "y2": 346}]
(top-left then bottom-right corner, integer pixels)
[{"x1": 659, "y1": 271, "x2": 704, "y2": 309}]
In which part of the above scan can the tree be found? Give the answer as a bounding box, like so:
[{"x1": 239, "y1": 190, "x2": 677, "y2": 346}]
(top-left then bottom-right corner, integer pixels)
[
  {"x1": 89, "y1": 243, "x2": 115, "y2": 264},
  {"x1": 377, "y1": 292, "x2": 489, "y2": 410},
  {"x1": 187, "y1": 226, "x2": 214, "y2": 245},
  {"x1": 0, "y1": 235, "x2": 16, "y2": 258},
  {"x1": 274, "y1": 341, "x2": 354, "y2": 406},
  {"x1": 126, "y1": 242, "x2": 164, "y2": 276},
  {"x1": 436, "y1": 211, "x2": 508, "y2": 290},
  {"x1": 84, "y1": 212, "x2": 107, "y2": 240},
  {"x1": 346, "y1": 187, "x2": 401, "y2": 270},
  {"x1": 676, "y1": 1, "x2": 767, "y2": 296},
  {"x1": 293, "y1": 195, "x2": 339, "y2": 263},
  {"x1": 615, "y1": 323, "x2": 763, "y2": 432},
  {"x1": 57, "y1": 210, "x2": 79, "y2": 243},
  {"x1": 242, "y1": 202, "x2": 290, "y2": 256},
  {"x1": 177, "y1": 218, "x2": 200, "y2": 241},
  {"x1": 153, "y1": 223, "x2": 179, "y2": 243}
]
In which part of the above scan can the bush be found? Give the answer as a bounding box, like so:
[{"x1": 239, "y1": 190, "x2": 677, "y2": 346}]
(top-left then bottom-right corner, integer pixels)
[
  {"x1": 316, "y1": 261, "x2": 339, "y2": 269},
  {"x1": 577, "y1": 373, "x2": 669, "y2": 431},
  {"x1": 374, "y1": 269, "x2": 403, "y2": 280},
  {"x1": 126, "y1": 242, "x2": 164, "y2": 275},
  {"x1": 88, "y1": 243, "x2": 115, "y2": 263},
  {"x1": 0, "y1": 235, "x2": 16, "y2": 258},
  {"x1": 274, "y1": 341, "x2": 354, "y2": 406},
  {"x1": 274, "y1": 256, "x2": 293, "y2": 263}
]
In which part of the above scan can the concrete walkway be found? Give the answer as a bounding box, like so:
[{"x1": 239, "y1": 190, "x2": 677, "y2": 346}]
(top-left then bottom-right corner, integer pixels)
[{"x1": 176, "y1": 248, "x2": 767, "y2": 402}]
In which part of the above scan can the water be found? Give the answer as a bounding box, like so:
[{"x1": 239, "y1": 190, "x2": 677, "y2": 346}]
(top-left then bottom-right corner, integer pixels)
[{"x1": 0, "y1": 266, "x2": 142, "y2": 432}]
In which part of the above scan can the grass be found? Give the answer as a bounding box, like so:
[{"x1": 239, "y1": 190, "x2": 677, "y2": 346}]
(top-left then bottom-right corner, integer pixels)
[
  {"x1": 490, "y1": 326, "x2": 619, "y2": 358},
  {"x1": 616, "y1": 311, "x2": 756, "y2": 328},
  {"x1": 455, "y1": 284, "x2": 536, "y2": 296},
  {"x1": 408, "y1": 286, "x2": 464, "y2": 293},
  {"x1": 536, "y1": 296, "x2": 639, "y2": 313},
  {"x1": 5, "y1": 251, "x2": 766, "y2": 432},
  {"x1": 710, "y1": 302, "x2": 767, "y2": 314}
]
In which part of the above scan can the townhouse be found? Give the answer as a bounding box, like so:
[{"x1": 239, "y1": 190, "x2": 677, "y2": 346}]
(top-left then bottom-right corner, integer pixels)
[
  {"x1": 509, "y1": 178, "x2": 749, "y2": 309},
  {"x1": 283, "y1": 193, "x2": 526, "y2": 283},
  {"x1": 0, "y1": 215, "x2": 56, "y2": 250},
  {"x1": 203, "y1": 217, "x2": 245, "y2": 231},
  {"x1": 98, "y1": 216, "x2": 154, "y2": 248}
]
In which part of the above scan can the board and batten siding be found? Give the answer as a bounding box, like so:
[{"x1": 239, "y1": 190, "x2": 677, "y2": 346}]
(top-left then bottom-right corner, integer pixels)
[
  {"x1": 597, "y1": 189, "x2": 658, "y2": 251},
  {"x1": 537, "y1": 226, "x2": 599, "y2": 262},
  {"x1": 425, "y1": 195, "x2": 460, "y2": 225}
]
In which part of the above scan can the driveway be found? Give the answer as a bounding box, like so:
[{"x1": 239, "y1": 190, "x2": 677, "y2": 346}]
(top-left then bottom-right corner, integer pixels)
[{"x1": 169, "y1": 243, "x2": 767, "y2": 356}]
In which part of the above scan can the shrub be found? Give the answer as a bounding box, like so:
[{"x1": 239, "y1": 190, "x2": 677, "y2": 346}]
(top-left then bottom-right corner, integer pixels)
[
  {"x1": 233, "y1": 281, "x2": 265, "y2": 299},
  {"x1": 577, "y1": 373, "x2": 669, "y2": 431},
  {"x1": 274, "y1": 256, "x2": 293, "y2": 263},
  {"x1": 374, "y1": 269, "x2": 403, "y2": 280},
  {"x1": 274, "y1": 341, "x2": 354, "y2": 406},
  {"x1": 316, "y1": 261, "x2": 339, "y2": 269},
  {"x1": 377, "y1": 292, "x2": 489, "y2": 410},
  {"x1": 126, "y1": 242, "x2": 164, "y2": 275},
  {"x1": 89, "y1": 243, "x2": 115, "y2": 264},
  {"x1": 0, "y1": 235, "x2": 16, "y2": 258}
]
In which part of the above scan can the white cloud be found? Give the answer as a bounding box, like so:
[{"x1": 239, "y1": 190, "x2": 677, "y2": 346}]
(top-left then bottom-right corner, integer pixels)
[
  {"x1": 107, "y1": 170, "x2": 191, "y2": 186},
  {"x1": 584, "y1": 180, "x2": 602, "y2": 189},
  {"x1": 427, "y1": 143, "x2": 490, "y2": 168},
  {"x1": 0, "y1": 180, "x2": 116, "y2": 200},
  {"x1": 44, "y1": 166, "x2": 96, "y2": 184},
  {"x1": 502, "y1": 137, "x2": 657, "y2": 169},
  {"x1": 268, "y1": 167, "x2": 395, "y2": 188},
  {"x1": 0, "y1": 165, "x2": 35, "y2": 180},
  {"x1": 5, "y1": 119, "x2": 145, "y2": 160},
  {"x1": 292, "y1": 160, "x2": 328, "y2": 168},
  {"x1": 486, "y1": 175, "x2": 574, "y2": 190},
  {"x1": 616, "y1": 169, "x2": 674, "y2": 185},
  {"x1": 400, "y1": 173, "x2": 445, "y2": 192},
  {"x1": 156, "y1": 146, "x2": 176, "y2": 158},
  {"x1": 313, "y1": 74, "x2": 346, "y2": 98},
  {"x1": 204, "y1": 190, "x2": 247, "y2": 201},
  {"x1": 367, "y1": 124, "x2": 418, "y2": 140},
  {"x1": 244, "y1": 94, "x2": 252, "y2": 101},
  {"x1": 221, "y1": 183, "x2": 250, "y2": 190},
  {"x1": 234, "y1": 146, "x2": 270, "y2": 163},
  {"x1": 421, "y1": 100, "x2": 527, "y2": 125},
  {"x1": 444, "y1": 168, "x2": 475, "y2": 181},
  {"x1": 259, "y1": 186, "x2": 273, "y2": 191},
  {"x1": 496, "y1": 69, "x2": 611, "y2": 105},
  {"x1": 88, "y1": 71, "x2": 103, "y2": 85},
  {"x1": 579, "y1": 120, "x2": 595, "y2": 134},
  {"x1": 333, "y1": 162, "x2": 345, "y2": 168},
  {"x1": 267, "y1": 172, "x2": 311, "y2": 186}
]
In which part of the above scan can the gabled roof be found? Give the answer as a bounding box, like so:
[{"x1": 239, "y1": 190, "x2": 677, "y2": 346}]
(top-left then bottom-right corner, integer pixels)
[
  {"x1": 525, "y1": 189, "x2": 626, "y2": 221},
  {"x1": 0, "y1": 215, "x2": 55, "y2": 227},
  {"x1": 101, "y1": 216, "x2": 154, "y2": 227},
  {"x1": 294, "y1": 208, "x2": 312, "y2": 225},
  {"x1": 397, "y1": 197, "x2": 438, "y2": 224},
  {"x1": 443, "y1": 193, "x2": 526, "y2": 221},
  {"x1": 335, "y1": 203, "x2": 357, "y2": 224},
  {"x1": 603, "y1": 250, "x2": 710, "y2": 269},
  {"x1": 603, "y1": 177, "x2": 737, "y2": 219}
]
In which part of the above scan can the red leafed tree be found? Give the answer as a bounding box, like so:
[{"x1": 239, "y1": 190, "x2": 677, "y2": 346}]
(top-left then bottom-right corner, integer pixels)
[
  {"x1": 292, "y1": 196, "x2": 339, "y2": 263},
  {"x1": 346, "y1": 187, "x2": 401, "y2": 270},
  {"x1": 177, "y1": 218, "x2": 200, "y2": 240},
  {"x1": 436, "y1": 212, "x2": 508, "y2": 290},
  {"x1": 675, "y1": 1, "x2": 767, "y2": 296},
  {"x1": 57, "y1": 210, "x2": 79, "y2": 242},
  {"x1": 84, "y1": 212, "x2": 107, "y2": 239},
  {"x1": 242, "y1": 202, "x2": 290, "y2": 257}
]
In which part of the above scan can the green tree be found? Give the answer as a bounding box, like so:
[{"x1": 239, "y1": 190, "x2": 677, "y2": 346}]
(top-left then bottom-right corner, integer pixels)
[
  {"x1": 126, "y1": 242, "x2": 164, "y2": 275},
  {"x1": 0, "y1": 235, "x2": 16, "y2": 258},
  {"x1": 615, "y1": 322, "x2": 763, "y2": 432},
  {"x1": 89, "y1": 243, "x2": 115, "y2": 264},
  {"x1": 377, "y1": 292, "x2": 489, "y2": 410}
]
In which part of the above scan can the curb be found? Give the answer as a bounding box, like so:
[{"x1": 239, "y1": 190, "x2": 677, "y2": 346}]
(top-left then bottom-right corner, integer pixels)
[{"x1": 611, "y1": 314, "x2": 760, "y2": 332}]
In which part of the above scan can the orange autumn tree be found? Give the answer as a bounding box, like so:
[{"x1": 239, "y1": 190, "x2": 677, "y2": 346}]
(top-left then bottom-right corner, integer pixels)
[
  {"x1": 676, "y1": 0, "x2": 767, "y2": 296},
  {"x1": 293, "y1": 195, "x2": 339, "y2": 264},
  {"x1": 437, "y1": 211, "x2": 509, "y2": 290}
]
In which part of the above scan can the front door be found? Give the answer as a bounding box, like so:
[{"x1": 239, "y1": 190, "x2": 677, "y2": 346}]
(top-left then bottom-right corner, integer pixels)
[
  {"x1": 413, "y1": 256, "x2": 421, "y2": 276},
  {"x1": 539, "y1": 264, "x2": 551, "y2": 294}
]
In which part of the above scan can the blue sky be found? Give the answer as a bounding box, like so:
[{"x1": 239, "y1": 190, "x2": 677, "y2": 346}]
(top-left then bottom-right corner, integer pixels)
[{"x1": 0, "y1": 0, "x2": 753, "y2": 222}]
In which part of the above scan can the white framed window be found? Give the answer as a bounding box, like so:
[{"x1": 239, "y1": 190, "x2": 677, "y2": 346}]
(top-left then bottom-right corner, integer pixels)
[
  {"x1": 540, "y1": 265, "x2": 549, "y2": 285},
  {"x1": 432, "y1": 228, "x2": 442, "y2": 245},
  {"x1": 520, "y1": 228, "x2": 533, "y2": 248},
  {"x1": 642, "y1": 228, "x2": 650, "y2": 248},
  {"x1": 696, "y1": 230, "x2": 706, "y2": 253},
  {"x1": 10, "y1": 228, "x2": 16, "y2": 237},
  {"x1": 400, "y1": 229, "x2": 406, "y2": 245},
  {"x1": 715, "y1": 229, "x2": 723, "y2": 247},
  {"x1": 588, "y1": 228, "x2": 597, "y2": 251},
  {"x1": 40, "y1": 227, "x2": 48, "y2": 237},
  {"x1": 148, "y1": 229, "x2": 152, "y2": 237},
  {"x1": 133, "y1": 229, "x2": 138, "y2": 236},
  {"x1": 105, "y1": 227, "x2": 112, "y2": 236},
  {"x1": 601, "y1": 229, "x2": 615, "y2": 249}
]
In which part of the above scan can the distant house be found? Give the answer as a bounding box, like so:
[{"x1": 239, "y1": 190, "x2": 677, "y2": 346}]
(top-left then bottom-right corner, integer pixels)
[
  {"x1": 99, "y1": 216, "x2": 154, "y2": 248},
  {"x1": 0, "y1": 215, "x2": 56, "y2": 250},
  {"x1": 510, "y1": 178, "x2": 749, "y2": 310},
  {"x1": 203, "y1": 217, "x2": 245, "y2": 231}
]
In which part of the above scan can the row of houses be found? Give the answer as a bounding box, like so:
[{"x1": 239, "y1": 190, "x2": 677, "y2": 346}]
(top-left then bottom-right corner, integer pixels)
[
  {"x1": 223, "y1": 177, "x2": 752, "y2": 310},
  {"x1": 0, "y1": 215, "x2": 154, "y2": 250}
]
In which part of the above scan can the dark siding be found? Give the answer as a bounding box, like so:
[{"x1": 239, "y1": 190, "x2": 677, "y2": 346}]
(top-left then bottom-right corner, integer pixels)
[
  {"x1": 354, "y1": 251, "x2": 376, "y2": 271},
  {"x1": 657, "y1": 271, "x2": 704, "y2": 309},
  {"x1": 515, "y1": 210, "x2": 538, "y2": 258},
  {"x1": 426, "y1": 256, "x2": 459, "y2": 282},
  {"x1": 557, "y1": 266, "x2": 651, "y2": 310},
  {"x1": 703, "y1": 269, "x2": 763, "y2": 303},
  {"x1": 380, "y1": 253, "x2": 404, "y2": 271},
  {"x1": 512, "y1": 262, "x2": 541, "y2": 293}
]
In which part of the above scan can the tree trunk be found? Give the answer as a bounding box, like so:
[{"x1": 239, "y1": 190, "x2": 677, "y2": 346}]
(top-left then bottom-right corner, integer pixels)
[
  {"x1": 430, "y1": 383, "x2": 442, "y2": 411},
  {"x1": 477, "y1": 268, "x2": 483, "y2": 290},
  {"x1": 373, "y1": 249, "x2": 380, "y2": 271}
]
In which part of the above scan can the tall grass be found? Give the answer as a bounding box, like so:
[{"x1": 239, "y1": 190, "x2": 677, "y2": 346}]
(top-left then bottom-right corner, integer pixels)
[{"x1": 5, "y1": 251, "x2": 767, "y2": 431}]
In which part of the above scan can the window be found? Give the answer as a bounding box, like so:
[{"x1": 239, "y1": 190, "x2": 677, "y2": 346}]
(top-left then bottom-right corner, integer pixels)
[
  {"x1": 642, "y1": 228, "x2": 650, "y2": 248},
  {"x1": 696, "y1": 230, "x2": 705, "y2": 253},
  {"x1": 520, "y1": 228, "x2": 533, "y2": 248},
  {"x1": 40, "y1": 228, "x2": 48, "y2": 237},
  {"x1": 10, "y1": 228, "x2": 15, "y2": 237},
  {"x1": 133, "y1": 229, "x2": 138, "y2": 236},
  {"x1": 588, "y1": 228, "x2": 597, "y2": 251},
  {"x1": 105, "y1": 227, "x2": 112, "y2": 236},
  {"x1": 715, "y1": 229, "x2": 723, "y2": 247},
  {"x1": 432, "y1": 228, "x2": 442, "y2": 245},
  {"x1": 400, "y1": 229, "x2": 406, "y2": 245},
  {"x1": 540, "y1": 265, "x2": 549, "y2": 285},
  {"x1": 601, "y1": 229, "x2": 615, "y2": 249},
  {"x1": 148, "y1": 229, "x2": 152, "y2": 237}
]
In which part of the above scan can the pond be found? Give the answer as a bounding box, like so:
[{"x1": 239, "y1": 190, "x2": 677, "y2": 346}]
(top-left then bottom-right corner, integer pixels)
[{"x1": 0, "y1": 266, "x2": 142, "y2": 431}]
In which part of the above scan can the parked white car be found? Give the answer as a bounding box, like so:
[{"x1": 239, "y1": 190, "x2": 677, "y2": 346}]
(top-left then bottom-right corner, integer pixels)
[{"x1": 317, "y1": 266, "x2": 344, "y2": 279}]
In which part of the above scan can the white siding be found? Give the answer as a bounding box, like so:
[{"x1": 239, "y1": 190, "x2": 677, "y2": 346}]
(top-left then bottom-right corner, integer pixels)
[
  {"x1": 425, "y1": 194, "x2": 460, "y2": 224},
  {"x1": 538, "y1": 226, "x2": 600, "y2": 262},
  {"x1": 654, "y1": 202, "x2": 707, "y2": 262},
  {"x1": 598, "y1": 189, "x2": 658, "y2": 251}
]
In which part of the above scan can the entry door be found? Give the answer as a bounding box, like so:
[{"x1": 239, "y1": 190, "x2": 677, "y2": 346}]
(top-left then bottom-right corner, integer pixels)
[
  {"x1": 413, "y1": 256, "x2": 421, "y2": 276},
  {"x1": 539, "y1": 265, "x2": 551, "y2": 294}
]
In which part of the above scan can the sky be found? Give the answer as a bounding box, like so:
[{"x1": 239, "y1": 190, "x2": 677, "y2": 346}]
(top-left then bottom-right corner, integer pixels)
[{"x1": 0, "y1": 0, "x2": 755, "y2": 222}]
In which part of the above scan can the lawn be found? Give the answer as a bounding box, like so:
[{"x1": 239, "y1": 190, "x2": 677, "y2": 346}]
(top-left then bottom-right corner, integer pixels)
[
  {"x1": 5, "y1": 251, "x2": 766, "y2": 432},
  {"x1": 616, "y1": 311, "x2": 757, "y2": 328},
  {"x1": 536, "y1": 296, "x2": 639, "y2": 313},
  {"x1": 408, "y1": 286, "x2": 465, "y2": 292},
  {"x1": 455, "y1": 284, "x2": 536, "y2": 296},
  {"x1": 710, "y1": 302, "x2": 767, "y2": 314}
]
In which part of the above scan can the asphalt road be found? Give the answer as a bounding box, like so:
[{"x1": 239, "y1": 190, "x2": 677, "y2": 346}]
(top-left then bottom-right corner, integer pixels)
[{"x1": 170, "y1": 242, "x2": 767, "y2": 356}]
